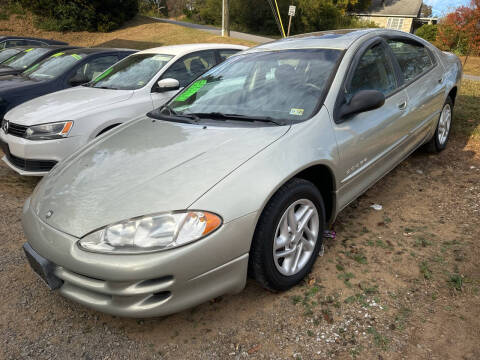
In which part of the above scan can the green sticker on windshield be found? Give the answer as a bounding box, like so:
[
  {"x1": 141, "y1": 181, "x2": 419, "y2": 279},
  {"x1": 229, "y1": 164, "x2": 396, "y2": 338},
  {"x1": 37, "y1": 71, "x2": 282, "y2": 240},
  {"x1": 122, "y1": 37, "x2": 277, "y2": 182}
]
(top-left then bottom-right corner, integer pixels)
[
  {"x1": 51, "y1": 52, "x2": 64, "y2": 58},
  {"x1": 93, "y1": 67, "x2": 113, "y2": 82},
  {"x1": 71, "y1": 54, "x2": 82, "y2": 60},
  {"x1": 25, "y1": 48, "x2": 34, "y2": 52},
  {"x1": 175, "y1": 79, "x2": 207, "y2": 102},
  {"x1": 24, "y1": 63, "x2": 39, "y2": 73}
]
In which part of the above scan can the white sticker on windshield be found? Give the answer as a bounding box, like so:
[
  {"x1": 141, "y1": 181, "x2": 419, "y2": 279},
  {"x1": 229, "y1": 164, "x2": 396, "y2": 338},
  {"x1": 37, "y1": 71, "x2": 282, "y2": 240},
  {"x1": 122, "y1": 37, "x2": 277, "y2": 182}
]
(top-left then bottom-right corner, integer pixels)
[{"x1": 290, "y1": 108, "x2": 304, "y2": 116}]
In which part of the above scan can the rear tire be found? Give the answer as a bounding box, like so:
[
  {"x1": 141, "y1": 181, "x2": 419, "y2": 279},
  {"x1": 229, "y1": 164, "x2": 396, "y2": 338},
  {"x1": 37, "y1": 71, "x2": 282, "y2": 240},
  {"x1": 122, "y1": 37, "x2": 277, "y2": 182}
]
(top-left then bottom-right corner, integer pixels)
[
  {"x1": 425, "y1": 97, "x2": 453, "y2": 153},
  {"x1": 249, "y1": 178, "x2": 325, "y2": 291}
]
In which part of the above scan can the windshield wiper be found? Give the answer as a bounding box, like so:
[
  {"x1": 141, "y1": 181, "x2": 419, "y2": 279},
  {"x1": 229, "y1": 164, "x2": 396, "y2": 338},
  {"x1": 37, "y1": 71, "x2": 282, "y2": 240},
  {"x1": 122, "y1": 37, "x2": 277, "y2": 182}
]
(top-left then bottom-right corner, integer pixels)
[
  {"x1": 158, "y1": 105, "x2": 200, "y2": 121},
  {"x1": 188, "y1": 112, "x2": 281, "y2": 125}
]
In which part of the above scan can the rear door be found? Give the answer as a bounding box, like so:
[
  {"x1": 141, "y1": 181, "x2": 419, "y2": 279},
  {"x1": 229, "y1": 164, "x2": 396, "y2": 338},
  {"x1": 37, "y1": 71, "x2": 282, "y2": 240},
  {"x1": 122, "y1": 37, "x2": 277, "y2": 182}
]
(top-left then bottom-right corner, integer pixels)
[
  {"x1": 150, "y1": 50, "x2": 217, "y2": 109},
  {"x1": 386, "y1": 37, "x2": 446, "y2": 147},
  {"x1": 333, "y1": 39, "x2": 410, "y2": 210}
]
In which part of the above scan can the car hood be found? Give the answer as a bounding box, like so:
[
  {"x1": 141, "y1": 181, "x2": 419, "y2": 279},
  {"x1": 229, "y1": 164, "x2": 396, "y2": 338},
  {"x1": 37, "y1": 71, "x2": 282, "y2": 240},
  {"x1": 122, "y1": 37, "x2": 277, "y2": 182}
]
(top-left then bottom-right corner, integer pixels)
[
  {"x1": 0, "y1": 74, "x2": 43, "y2": 93},
  {"x1": 6, "y1": 86, "x2": 134, "y2": 125},
  {"x1": 31, "y1": 117, "x2": 290, "y2": 237}
]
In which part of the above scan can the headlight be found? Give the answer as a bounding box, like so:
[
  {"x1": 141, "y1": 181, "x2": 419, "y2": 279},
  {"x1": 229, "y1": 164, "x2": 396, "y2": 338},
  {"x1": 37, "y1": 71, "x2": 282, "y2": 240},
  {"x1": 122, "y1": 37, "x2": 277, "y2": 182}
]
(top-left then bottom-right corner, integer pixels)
[
  {"x1": 78, "y1": 211, "x2": 222, "y2": 254},
  {"x1": 25, "y1": 121, "x2": 73, "y2": 140}
]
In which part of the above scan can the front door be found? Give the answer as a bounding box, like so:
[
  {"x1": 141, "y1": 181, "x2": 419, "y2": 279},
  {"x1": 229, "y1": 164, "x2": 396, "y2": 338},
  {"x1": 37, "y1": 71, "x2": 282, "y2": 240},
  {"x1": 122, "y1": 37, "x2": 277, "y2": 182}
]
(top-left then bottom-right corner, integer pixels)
[{"x1": 333, "y1": 40, "x2": 409, "y2": 210}]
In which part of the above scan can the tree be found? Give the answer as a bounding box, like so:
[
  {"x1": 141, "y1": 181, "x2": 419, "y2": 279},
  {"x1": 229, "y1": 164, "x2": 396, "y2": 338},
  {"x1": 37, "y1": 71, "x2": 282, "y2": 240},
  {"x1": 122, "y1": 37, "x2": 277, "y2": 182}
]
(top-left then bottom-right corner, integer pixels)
[
  {"x1": 420, "y1": 4, "x2": 433, "y2": 17},
  {"x1": 436, "y1": 0, "x2": 480, "y2": 56},
  {"x1": 415, "y1": 23, "x2": 437, "y2": 42}
]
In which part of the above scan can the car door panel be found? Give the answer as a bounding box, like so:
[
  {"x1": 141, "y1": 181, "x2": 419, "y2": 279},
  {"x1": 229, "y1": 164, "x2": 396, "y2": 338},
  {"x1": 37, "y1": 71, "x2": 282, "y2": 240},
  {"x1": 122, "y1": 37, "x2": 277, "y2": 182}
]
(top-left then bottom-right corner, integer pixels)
[
  {"x1": 334, "y1": 89, "x2": 409, "y2": 210},
  {"x1": 332, "y1": 41, "x2": 409, "y2": 210}
]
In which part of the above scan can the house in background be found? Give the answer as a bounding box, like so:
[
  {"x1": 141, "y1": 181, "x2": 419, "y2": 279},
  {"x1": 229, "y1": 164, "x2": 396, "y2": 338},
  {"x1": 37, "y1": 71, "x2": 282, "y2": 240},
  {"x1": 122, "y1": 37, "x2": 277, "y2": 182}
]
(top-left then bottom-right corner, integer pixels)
[{"x1": 354, "y1": 0, "x2": 437, "y2": 34}]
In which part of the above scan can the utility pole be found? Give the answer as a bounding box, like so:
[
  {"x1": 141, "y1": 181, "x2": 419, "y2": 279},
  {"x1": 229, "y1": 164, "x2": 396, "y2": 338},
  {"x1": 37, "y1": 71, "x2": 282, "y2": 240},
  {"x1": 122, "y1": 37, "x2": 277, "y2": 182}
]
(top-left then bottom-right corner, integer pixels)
[{"x1": 222, "y1": 0, "x2": 230, "y2": 37}]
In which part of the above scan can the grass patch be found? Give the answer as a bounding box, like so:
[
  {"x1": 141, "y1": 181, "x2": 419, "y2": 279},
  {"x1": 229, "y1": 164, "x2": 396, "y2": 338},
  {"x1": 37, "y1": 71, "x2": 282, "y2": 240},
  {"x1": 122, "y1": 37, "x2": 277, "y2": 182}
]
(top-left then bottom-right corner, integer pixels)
[
  {"x1": 368, "y1": 327, "x2": 389, "y2": 350},
  {"x1": 460, "y1": 56, "x2": 480, "y2": 76},
  {"x1": 419, "y1": 261, "x2": 433, "y2": 279},
  {"x1": 453, "y1": 80, "x2": 480, "y2": 141},
  {"x1": 448, "y1": 274, "x2": 464, "y2": 291}
]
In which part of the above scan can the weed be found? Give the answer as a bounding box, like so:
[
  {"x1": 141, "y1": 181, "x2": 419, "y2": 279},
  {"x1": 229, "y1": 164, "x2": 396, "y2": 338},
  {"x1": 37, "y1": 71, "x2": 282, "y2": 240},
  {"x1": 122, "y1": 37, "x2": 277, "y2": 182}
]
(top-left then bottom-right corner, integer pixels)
[
  {"x1": 448, "y1": 274, "x2": 463, "y2": 291},
  {"x1": 353, "y1": 253, "x2": 367, "y2": 264},
  {"x1": 336, "y1": 263, "x2": 345, "y2": 271},
  {"x1": 414, "y1": 236, "x2": 432, "y2": 247},
  {"x1": 419, "y1": 261, "x2": 432, "y2": 280},
  {"x1": 368, "y1": 327, "x2": 389, "y2": 350}
]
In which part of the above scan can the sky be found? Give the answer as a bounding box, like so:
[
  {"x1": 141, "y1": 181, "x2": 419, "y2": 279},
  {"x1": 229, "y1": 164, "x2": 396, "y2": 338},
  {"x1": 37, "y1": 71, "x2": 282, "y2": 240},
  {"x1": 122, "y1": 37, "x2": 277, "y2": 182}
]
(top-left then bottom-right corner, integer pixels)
[{"x1": 423, "y1": 0, "x2": 472, "y2": 17}]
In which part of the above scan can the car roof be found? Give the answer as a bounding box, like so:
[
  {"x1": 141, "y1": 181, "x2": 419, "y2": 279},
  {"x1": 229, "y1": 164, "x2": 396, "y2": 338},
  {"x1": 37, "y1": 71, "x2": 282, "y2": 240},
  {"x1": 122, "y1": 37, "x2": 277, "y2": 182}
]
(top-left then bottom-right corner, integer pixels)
[
  {"x1": 136, "y1": 43, "x2": 248, "y2": 57},
  {"x1": 0, "y1": 36, "x2": 68, "y2": 44},
  {"x1": 244, "y1": 28, "x2": 405, "y2": 52},
  {"x1": 60, "y1": 47, "x2": 137, "y2": 55}
]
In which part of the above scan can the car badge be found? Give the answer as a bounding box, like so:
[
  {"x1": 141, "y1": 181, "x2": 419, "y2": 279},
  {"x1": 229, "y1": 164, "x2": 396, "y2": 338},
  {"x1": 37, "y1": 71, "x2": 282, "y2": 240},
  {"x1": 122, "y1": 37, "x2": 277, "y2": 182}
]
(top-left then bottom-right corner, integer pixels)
[
  {"x1": 45, "y1": 210, "x2": 54, "y2": 220},
  {"x1": 1, "y1": 120, "x2": 8, "y2": 134}
]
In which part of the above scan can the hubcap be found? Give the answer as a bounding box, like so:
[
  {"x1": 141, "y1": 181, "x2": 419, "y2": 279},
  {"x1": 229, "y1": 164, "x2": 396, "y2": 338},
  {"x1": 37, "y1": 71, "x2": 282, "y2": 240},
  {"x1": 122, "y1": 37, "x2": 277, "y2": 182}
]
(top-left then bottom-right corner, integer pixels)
[
  {"x1": 437, "y1": 104, "x2": 451, "y2": 145},
  {"x1": 273, "y1": 199, "x2": 320, "y2": 276}
]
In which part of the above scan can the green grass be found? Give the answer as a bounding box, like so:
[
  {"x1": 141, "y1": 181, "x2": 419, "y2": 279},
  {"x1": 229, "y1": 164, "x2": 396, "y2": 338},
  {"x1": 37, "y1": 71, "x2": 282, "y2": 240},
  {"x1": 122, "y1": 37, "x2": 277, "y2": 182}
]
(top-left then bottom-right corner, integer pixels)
[
  {"x1": 453, "y1": 80, "x2": 480, "y2": 140},
  {"x1": 419, "y1": 261, "x2": 432, "y2": 280}
]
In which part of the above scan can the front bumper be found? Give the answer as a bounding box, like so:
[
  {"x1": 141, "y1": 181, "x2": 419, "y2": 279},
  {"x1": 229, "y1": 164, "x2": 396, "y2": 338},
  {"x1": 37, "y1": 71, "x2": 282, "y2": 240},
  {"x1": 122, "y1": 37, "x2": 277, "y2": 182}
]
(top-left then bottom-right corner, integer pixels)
[
  {"x1": 0, "y1": 130, "x2": 84, "y2": 176},
  {"x1": 22, "y1": 199, "x2": 257, "y2": 317}
]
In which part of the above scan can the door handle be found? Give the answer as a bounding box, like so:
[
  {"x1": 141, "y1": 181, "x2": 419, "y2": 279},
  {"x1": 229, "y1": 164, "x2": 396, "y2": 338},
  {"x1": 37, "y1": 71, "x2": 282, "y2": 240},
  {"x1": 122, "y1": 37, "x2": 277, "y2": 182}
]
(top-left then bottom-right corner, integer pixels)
[{"x1": 398, "y1": 101, "x2": 407, "y2": 110}]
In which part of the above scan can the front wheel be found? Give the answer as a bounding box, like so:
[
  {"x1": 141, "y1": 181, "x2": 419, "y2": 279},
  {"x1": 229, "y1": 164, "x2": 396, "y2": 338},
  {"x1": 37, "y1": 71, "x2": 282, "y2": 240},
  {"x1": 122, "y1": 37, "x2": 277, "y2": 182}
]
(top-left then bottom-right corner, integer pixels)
[
  {"x1": 249, "y1": 178, "x2": 325, "y2": 291},
  {"x1": 425, "y1": 97, "x2": 453, "y2": 153}
]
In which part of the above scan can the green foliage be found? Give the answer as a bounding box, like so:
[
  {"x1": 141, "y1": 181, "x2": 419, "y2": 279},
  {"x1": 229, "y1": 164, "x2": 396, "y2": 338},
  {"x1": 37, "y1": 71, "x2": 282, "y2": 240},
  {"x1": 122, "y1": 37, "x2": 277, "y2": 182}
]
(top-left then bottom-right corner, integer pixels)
[
  {"x1": 20, "y1": 0, "x2": 138, "y2": 32},
  {"x1": 415, "y1": 24, "x2": 438, "y2": 42},
  {"x1": 186, "y1": 0, "x2": 374, "y2": 36}
]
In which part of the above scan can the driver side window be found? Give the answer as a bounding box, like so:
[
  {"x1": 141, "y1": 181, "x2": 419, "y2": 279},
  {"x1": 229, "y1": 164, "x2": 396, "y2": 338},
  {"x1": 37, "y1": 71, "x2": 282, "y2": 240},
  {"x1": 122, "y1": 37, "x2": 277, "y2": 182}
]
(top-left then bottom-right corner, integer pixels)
[{"x1": 348, "y1": 43, "x2": 397, "y2": 99}]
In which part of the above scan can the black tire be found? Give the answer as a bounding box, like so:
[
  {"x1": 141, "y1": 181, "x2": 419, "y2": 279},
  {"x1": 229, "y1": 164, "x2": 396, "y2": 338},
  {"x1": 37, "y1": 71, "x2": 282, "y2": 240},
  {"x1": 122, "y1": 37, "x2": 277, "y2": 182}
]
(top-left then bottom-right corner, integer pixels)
[
  {"x1": 249, "y1": 178, "x2": 325, "y2": 291},
  {"x1": 425, "y1": 97, "x2": 454, "y2": 153}
]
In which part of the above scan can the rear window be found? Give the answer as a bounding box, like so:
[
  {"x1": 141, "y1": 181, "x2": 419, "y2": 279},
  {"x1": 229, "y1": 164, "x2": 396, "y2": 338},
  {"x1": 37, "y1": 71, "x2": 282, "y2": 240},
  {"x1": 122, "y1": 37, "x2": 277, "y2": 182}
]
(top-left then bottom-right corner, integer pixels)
[{"x1": 387, "y1": 39, "x2": 433, "y2": 82}]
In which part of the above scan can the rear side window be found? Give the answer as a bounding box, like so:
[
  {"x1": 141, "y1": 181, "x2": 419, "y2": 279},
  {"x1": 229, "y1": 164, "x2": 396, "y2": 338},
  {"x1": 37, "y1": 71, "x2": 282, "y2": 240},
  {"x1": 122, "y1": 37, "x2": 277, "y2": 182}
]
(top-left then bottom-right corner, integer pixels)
[
  {"x1": 348, "y1": 43, "x2": 397, "y2": 98},
  {"x1": 387, "y1": 39, "x2": 433, "y2": 82}
]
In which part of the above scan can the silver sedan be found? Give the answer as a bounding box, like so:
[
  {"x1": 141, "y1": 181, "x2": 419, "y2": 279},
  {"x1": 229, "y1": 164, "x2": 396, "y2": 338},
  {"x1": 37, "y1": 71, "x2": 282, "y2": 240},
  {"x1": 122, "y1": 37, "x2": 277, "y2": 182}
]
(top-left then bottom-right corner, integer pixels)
[{"x1": 22, "y1": 29, "x2": 462, "y2": 317}]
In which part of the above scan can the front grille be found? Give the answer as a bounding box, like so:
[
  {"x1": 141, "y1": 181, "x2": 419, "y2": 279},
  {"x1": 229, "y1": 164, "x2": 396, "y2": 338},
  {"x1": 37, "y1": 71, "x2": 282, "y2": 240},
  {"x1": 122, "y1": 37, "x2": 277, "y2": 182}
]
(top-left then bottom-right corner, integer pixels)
[
  {"x1": 6, "y1": 121, "x2": 28, "y2": 138},
  {"x1": 0, "y1": 139, "x2": 57, "y2": 172}
]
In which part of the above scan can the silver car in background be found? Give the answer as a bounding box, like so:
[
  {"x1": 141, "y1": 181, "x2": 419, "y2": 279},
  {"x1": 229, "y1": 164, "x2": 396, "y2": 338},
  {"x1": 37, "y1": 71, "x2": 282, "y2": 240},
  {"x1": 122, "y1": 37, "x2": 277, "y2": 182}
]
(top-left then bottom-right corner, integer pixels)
[{"x1": 22, "y1": 29, "x2": 461, "y2": 317}]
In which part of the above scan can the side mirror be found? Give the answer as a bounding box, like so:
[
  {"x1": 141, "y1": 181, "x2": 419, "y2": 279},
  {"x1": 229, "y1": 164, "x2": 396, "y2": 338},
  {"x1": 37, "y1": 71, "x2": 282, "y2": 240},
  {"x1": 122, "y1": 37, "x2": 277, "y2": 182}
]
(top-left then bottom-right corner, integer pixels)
[
  {"x1": 339, "y1": 90, "x2": 385, "y2": 118},
  {"x1": 155, "y1": 78, "x2": 180, "y2": 92}
]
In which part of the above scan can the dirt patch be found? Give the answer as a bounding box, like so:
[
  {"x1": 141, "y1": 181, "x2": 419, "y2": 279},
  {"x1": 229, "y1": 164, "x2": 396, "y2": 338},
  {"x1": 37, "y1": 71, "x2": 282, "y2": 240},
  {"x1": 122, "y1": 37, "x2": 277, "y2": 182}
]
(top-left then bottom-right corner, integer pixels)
[
  {"x1": 0, "y1": 14, "x2": 256, "y2": 49},
  {"x1": 0, "y1": 85, "x2": 479, "y2": 358}
]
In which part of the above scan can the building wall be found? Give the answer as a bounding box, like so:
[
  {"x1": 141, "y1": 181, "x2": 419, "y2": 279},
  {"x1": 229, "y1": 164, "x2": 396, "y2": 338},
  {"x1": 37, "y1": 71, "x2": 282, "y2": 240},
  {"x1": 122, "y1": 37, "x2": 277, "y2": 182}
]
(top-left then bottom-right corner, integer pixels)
[{"x1": 360, "y1": 16, "x2": 414, "y2": 33}]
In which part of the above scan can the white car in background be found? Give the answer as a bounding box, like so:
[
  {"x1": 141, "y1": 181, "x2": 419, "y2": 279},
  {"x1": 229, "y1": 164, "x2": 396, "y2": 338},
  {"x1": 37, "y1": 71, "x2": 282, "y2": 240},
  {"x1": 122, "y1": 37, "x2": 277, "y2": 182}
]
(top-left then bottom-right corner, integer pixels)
[{"x1": 0, "y1": 43, "x2": 247, "y2": 176}]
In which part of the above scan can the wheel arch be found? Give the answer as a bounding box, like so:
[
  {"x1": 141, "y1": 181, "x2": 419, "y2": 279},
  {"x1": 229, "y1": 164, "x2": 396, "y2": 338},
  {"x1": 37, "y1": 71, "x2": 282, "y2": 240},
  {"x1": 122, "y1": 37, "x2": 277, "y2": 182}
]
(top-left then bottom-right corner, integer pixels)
[
  {"x1": 447, "y1": 86, "x2": 457, "y2": 105},
  {"x1": 255, "y1": 163, "x2": 338, "y2": 231}
]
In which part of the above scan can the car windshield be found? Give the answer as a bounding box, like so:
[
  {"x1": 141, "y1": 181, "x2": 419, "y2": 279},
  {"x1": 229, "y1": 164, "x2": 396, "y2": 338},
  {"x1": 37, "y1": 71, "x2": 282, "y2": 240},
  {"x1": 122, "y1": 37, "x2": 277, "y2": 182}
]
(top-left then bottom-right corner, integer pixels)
[
  {"x1": 23, "y1": 51, "x2": 86, "y2": 80},
  {"x1": 161, "y1": 49, "x2": 341, "y2": 123},
  {"x1": 0, "y1": 48, "x2": 21, "y2": 63},
  {"x1": 1, "y1": 47, "x2": 50, "y2": 70},
  {"x1": 88, "y1": 53, "x2": 174, "y2": 90}
]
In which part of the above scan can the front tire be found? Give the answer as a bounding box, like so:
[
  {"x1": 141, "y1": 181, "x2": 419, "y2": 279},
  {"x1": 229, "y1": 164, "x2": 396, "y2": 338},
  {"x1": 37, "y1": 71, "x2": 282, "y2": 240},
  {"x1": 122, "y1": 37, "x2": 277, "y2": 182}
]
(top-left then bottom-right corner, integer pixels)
[
  {"x1": 249, "y1": 178, "x2": 325, "y2": 291},
  {"x1": 425, "y1": 97, "x2": 453, "y2": 153}
]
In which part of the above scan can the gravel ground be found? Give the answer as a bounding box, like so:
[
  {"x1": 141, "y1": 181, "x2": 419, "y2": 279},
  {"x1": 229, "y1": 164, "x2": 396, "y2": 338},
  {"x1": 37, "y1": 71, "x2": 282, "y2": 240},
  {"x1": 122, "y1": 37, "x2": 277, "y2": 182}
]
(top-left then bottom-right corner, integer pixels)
[{"x1": 1, "y1": 121, "x2": 480, "y2": 359}]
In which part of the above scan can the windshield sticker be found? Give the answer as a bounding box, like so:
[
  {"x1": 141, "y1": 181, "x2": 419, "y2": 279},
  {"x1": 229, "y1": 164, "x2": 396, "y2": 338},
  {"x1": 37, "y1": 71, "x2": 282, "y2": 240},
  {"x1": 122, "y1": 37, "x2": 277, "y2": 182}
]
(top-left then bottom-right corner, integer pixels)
[
  {"x1": 175, "y1": 79, "x2": 207, "y2": 102},
  {"x1": 71, "y1": 54, "x2": 82, "y2": 60},
  {"x1": 24, "y1": 63, "x2": 39, "y2": 73},
  {"x1": 290, "y1": 108, "x2": 304, "y2": 116},
  {"x1": 51, "y1": 52, "x2": 65, "y2": 58},
  {"x1": 93, "y1": 67, "x2": 113, "y2": 82},
  {"x1": 25, "y1": 48, "x2": 34, "y2": 52}
]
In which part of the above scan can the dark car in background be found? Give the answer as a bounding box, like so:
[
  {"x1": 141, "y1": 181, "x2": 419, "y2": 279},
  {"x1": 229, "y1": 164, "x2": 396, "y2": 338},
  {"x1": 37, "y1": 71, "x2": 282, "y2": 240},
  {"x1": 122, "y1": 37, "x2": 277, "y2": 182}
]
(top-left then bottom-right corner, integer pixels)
[
  {"x1": 0, "y1": 36, "x2": 68, "y2": 49},
  {"x1": 0, "y1": 45, "x2": 77, "y2": 77},
  {"x1": 0, "y1": 47, "x2": 25, "y2": 64},
  {"x1": 0, "y1": 48, "x2": 137, "y2": 119}
]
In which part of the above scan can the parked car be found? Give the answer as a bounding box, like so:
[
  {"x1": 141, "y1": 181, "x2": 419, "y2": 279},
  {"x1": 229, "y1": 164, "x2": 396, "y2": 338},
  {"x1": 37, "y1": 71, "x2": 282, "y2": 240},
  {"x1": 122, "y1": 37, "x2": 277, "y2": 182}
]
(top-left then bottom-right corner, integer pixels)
[
  {"x1": 0, "y1": 47, "x2": 136, "y2": 130},
  {"x1": 0, "y1": 36, "x2": 68, "y2": 49},
  {"x1": 0, "y1": 45, "x2": 77, "y2": 76},
  {"x1": 0, "y1": 47, "x2": 25, "y2": 64},
  {"x1": 20, "y1": 29, "x2": 461, "y2": 317},
  {"x1": 0, "y1": 43, "x2": 246, "y2": 175}
]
